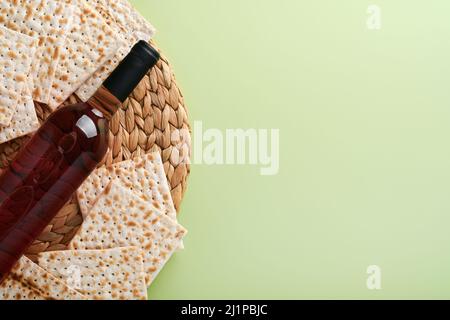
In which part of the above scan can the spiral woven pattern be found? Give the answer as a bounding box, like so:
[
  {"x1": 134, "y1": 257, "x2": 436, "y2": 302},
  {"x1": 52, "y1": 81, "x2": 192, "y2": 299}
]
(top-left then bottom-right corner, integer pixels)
[{"x1": 0, "y1": 42, "x2": 191, "y2": 259}]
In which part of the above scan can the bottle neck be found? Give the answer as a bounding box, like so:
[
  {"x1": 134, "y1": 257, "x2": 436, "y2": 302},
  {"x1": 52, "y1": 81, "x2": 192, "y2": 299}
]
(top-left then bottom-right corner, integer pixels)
[{"x1": 86, "y1": 86, "x2": 122, "y2": 120}]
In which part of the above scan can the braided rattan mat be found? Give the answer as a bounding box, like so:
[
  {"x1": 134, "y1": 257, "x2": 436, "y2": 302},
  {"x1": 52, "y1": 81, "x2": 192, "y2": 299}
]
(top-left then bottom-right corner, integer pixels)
[{"x1": 0, "y1": 42, "x2": 191, "y2": 259}]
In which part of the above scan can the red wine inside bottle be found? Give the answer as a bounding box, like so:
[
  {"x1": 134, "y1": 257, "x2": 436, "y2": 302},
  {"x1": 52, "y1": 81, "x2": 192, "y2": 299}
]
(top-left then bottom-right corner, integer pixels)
[{"x1": 0, "y1": 41, "x2": 160, "y2": 283}]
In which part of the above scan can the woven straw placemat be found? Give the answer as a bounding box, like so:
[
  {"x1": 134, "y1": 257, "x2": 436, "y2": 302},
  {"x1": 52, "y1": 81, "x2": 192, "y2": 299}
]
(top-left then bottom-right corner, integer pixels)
[{"x1": 0, "y1": 42, "x2": 191, "y2": 259}]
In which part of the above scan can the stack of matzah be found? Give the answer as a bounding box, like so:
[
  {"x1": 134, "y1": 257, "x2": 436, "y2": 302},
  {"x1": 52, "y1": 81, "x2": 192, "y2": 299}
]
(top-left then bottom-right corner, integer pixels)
[
  {"x1": 1, "y1": 152, "x2": 187, "y2": 300},
  {"x1": 0, "y1": 152, "x2": 186, "y2": 301},
  {"x1": 0, "y1": 0, "x2": 155, "y2": 144},
  {"x1": 0, "y1": 256, "x2": 86, "y2": 300},
  {"x1": 0, "y1": 1, "x2": 186, "y2": 301}
]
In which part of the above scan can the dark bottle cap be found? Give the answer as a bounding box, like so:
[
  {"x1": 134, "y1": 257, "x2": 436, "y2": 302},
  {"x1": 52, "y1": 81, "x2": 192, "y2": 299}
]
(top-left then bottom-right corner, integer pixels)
[{"x1": 103, "y1": 41, "x2": 160, "y2": 102}]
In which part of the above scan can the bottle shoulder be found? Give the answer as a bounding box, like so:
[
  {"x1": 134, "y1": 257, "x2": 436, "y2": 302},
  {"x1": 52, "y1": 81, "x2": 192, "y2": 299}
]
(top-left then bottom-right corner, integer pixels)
[
  {"x1": 39, "y1": 103, "x2": 110, "y2": 159},
  {"x1": 49, "y1": 102, "x2": 106, "y2": 120},
  {"x1": 46, "y1": 103, "x2": 108, "y2": 134}
]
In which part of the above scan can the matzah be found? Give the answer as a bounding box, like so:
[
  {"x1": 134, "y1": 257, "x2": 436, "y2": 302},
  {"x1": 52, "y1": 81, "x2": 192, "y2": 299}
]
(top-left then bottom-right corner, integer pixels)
[
  {"x1": 0, "y1": 25, "x2": 36, "y2": 126},
  {"x1": 107, "y1": 0, "x2": 156, "y2": 41},
  {"x1": 48, "y1": 1, "x2": 119, "y2": 109},
  {"x1": 70, "y1": 182, "x2": 187, "y2": 285},
  {"x1": 76, "y1": 0, "x2": 155, "y2": 101},
  {"x1": 38, "y1": 247, "x2": 147, "y2": 300},
  {"x1": 5, "y1": 256, "x2": 86, "y2": 300},
  {"x1": 0, "y1": 276, "x2": 46, "y2": 300},
  {"x1": 0, "y1": 0, "x2": 75, "y2": 104},
  {"x1": 77, "y1": 152, "x2": 177, "y2": 221},
  {"x1": 0, "y1": 86, "x2": 39, "y2": 144}
]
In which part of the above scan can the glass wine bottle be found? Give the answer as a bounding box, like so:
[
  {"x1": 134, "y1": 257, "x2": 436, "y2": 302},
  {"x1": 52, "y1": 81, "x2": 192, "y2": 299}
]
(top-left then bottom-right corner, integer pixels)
[{"x1": 0, "y1": 41, "x2": 160, "y2": 283}]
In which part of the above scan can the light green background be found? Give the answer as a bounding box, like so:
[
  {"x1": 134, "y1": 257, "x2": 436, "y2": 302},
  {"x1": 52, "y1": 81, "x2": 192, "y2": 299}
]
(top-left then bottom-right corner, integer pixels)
[{"x1": 130, "y1": 0, "x2": 450, "y2": 299}]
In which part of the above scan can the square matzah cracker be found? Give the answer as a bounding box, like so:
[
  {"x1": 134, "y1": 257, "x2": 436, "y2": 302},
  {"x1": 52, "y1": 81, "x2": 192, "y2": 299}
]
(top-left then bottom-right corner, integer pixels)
[
  {"x1": 77, "y1": 152, "x2": 177, "y2": 221},
  {"x1": 70, "y1": 182, "x2": 187, "y2": 285},
  {"x1": 0, "y1": 25, "x2": 36, "y2": 126},
  {"x1": 106, "y1": 0, "x2": 156, "y2": 40},
  {"x1": 37, "y1": 247, "x2": 147, "y2": 300},
  {"x1": 76, "y1": 0, "x2": 155, "y2": 101},
  {"x1": 76, "y1": 43, "x2": 129, "y2": 102},
  {"x1": 0, "y1": 0, "x2": 75, "y2": 104},
  {"x1": 0, "y1": 86, "x2": 39, "y2": 144},
  {"x1": 0, "y1": 276, "x2": 46, "y2": 300},
  {"x1": 48, "y1": 1, "x2": 119, "y2": 109},
  {"x1": 9, "y1": 256, "x2": 86, "y2": 300}
]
